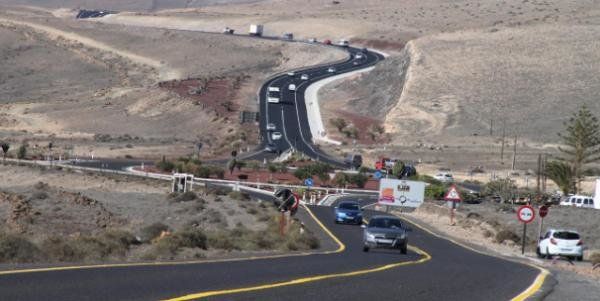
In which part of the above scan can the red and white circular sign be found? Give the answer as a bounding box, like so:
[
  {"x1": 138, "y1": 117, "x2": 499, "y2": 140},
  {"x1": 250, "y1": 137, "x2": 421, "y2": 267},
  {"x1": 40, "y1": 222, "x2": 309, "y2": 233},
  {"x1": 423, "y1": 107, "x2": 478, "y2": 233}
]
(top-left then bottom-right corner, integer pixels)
[{"x1": 517, "y1": 205, "x2": 535, "y2": 224}]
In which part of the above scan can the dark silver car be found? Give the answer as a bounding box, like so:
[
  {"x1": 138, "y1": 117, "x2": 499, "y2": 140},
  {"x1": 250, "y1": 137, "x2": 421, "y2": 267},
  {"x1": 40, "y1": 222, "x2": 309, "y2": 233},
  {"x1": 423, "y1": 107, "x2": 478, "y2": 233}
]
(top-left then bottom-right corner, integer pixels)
[{"x1": 362, "y1": 216, "x2": 409, "y2": 254}]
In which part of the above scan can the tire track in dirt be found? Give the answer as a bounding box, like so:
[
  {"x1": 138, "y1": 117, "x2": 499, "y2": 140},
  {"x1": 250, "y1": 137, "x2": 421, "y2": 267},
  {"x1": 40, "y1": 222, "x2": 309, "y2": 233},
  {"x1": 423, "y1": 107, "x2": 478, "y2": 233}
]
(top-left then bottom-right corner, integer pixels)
[{"x1": 0, "y1": 17, "x2": 181, "y2": 81}]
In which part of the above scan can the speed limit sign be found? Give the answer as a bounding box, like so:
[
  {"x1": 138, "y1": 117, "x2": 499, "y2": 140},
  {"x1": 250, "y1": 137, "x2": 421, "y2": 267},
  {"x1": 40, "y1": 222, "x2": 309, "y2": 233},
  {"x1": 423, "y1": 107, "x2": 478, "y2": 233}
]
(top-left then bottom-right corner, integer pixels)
[{"x1": 517, "y1": 205, "x2": 535, "y2": 224}]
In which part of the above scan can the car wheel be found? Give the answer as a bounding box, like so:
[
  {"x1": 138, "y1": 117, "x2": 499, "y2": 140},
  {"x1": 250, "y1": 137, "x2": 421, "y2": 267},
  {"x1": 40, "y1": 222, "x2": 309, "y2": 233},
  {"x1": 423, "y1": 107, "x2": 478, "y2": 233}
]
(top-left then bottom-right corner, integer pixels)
[
  {"x1": 576, "y1": 256, "x2": 583, "y2": 262},
  {"x1": 363, "y1": 245, "x2": 369, "y2": 252},
  {"x1": 546, "y1": 248, "x2": 553, "y2": 259},
  {"x1": 400, "y1": 244, "x2": 407, "y2": 255},
  {"x1": 536, "y1": 247, "x2": 543, "y2": 258}
]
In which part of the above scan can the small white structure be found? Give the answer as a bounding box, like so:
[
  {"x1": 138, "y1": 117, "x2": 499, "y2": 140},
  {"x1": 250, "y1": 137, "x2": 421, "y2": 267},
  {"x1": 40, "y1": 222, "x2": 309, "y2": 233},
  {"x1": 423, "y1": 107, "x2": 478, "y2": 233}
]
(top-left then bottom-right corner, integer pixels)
[
  {"x1": 249, "y1": 24, "x2": 263, "y2": 36},
  {"x1": 172, "y1": 173, "x2": 194, "y2": 193},
  {"x1": 593, "y1": 179, "x2": 600, "y2": 209}
]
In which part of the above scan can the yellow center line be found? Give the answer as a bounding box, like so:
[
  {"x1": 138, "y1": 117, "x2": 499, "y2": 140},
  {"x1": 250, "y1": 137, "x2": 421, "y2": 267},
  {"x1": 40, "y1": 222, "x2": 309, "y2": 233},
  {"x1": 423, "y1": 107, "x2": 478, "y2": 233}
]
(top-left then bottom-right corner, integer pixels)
[{"x1": 162, "y1": 206, "x2": 432, "y2": 301}]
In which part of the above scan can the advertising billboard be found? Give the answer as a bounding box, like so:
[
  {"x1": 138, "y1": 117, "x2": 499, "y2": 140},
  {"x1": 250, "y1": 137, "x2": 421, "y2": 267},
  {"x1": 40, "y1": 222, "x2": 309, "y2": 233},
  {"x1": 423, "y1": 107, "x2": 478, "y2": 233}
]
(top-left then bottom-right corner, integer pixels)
[{"x1": 378, "y1": 178, "x2": 425, "y2": 208}]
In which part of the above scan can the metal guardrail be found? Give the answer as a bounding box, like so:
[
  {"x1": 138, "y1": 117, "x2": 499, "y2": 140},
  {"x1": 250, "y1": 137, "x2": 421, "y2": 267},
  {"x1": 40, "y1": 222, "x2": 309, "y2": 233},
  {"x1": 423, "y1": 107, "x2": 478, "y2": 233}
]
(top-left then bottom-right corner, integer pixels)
[{"x1": 3, "y1": 158, "x2": 378, "y2": 195}]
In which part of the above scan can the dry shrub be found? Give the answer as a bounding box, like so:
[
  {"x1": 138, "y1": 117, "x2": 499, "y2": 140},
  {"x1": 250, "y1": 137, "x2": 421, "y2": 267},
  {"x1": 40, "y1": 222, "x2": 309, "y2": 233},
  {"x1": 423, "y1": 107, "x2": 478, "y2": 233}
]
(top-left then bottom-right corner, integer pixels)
[
  {"x1": 168, "y1": 191, "x2": 197, "y2": 203},
  {"x1": 43, "y1": 230, "x2": 136, "y2": 262},
  {"x1": 154, "y1": 228, "x2": 208, "y2": 256},
  {"x1": 139, "y1": 223, "x2": 170, "y2": 243},
  {"x1": 495, "y1": 229, "x2": 520, "y2": 244},
  {"x1": 31, "y1": 191, "x2": 48, "y2": 200},
  {"x1": 0, "y1": 233, "x2": 41, "y2": 263},
  {"x1": 590, "y1": 252, "x2": 600, "y2": 265}
]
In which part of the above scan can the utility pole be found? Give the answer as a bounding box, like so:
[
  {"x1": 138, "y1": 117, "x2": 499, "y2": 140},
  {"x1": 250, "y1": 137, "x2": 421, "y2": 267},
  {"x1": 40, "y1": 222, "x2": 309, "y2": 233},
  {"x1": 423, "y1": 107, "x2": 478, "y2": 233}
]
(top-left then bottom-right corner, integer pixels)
[
  {"x1": 542, "y1": 154, "x2": 547, "y2": 193},
  {"x1": 490, "y1": 118, "x2": 494, "y2": 136},
  {"x1": 535, "y1": 154, "x2": 542, "y2": 194},
  {"x1": 511, "y1": 135, "x2": 517, "y2": 170},
  {"x1": 500, "y1": 122, "x2": 506, "y2": 163}
]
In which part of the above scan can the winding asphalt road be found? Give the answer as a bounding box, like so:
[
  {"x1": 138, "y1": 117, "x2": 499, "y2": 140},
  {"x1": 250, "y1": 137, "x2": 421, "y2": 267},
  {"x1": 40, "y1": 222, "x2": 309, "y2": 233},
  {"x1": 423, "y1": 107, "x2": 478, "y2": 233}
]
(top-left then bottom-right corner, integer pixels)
[
  {"x1": 246, "y1": 44, "x2": 383, "y2": 166},
  {"x1": 0, "y1": 194, "x2": 542, "y2": 300}
]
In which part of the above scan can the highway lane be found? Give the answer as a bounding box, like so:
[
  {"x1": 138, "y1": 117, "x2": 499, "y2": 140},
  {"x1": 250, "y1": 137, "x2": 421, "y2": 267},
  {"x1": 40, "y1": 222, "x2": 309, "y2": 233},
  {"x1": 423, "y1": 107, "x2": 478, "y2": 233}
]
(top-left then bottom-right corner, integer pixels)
[{"x1": 0, "y1": 196, "x2": 542, "y2": 301}]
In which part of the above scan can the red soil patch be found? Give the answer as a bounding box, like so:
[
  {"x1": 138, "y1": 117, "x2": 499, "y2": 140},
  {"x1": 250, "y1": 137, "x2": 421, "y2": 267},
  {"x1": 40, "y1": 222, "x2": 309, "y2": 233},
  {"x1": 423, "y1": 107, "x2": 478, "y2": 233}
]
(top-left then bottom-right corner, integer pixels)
[
  {"x1": 351, "y1": 38, "x2": 406, "y2": 51},
  {"x1": 159, "y1": 76, "x2": 248, "y2": 117}
]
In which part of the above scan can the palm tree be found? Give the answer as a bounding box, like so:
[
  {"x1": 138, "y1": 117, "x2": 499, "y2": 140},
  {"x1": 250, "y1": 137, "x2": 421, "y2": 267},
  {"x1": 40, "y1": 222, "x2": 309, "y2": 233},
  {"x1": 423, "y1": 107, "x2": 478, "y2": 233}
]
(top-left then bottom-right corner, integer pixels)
[{"x1": 545, "y1": 161, "x2": 574, "y2": 195}]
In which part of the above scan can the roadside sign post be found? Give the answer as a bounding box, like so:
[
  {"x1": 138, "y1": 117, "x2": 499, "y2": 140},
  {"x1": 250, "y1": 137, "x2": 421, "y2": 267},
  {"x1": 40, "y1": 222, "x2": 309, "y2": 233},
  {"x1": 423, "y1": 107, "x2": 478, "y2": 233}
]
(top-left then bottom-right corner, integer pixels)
[
  {"x1": 517, "y1": 205, "x2": 536, "y2": 254},
  {"x1": 444, "y1": 185, "x2": 462, "y2": 226},
  {"x1": 537, "y1": 205, "x2": 549, "y2": 245}
]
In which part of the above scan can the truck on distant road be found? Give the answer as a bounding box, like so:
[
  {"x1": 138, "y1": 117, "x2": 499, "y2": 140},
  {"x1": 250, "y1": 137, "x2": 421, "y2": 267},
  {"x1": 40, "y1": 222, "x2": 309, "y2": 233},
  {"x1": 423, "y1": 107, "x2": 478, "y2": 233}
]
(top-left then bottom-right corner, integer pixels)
[
  {"x1": 249, "y1": 24, "x2": 263, "y2": 36},
  {"x1": 283, "y1": 33, "x2": 294, "y2": 40}
]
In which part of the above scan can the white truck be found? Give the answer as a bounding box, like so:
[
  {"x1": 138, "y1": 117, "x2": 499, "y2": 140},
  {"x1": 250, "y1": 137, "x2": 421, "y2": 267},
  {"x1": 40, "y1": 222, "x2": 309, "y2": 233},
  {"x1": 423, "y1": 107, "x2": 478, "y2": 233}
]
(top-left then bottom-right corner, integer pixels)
[
  {"x1": 288, "y1": 84, "x2": 296, "y2": 91},
  {"x1": 267, "y1": 96, "x2": 280, "y2": 103},
  {"x1": 249, "y1": 24, "x2": 264, "y2": 36},
  {"x1": 268, "y1": 86, "x2": 280, "y2": 92},
  {"x1": 339, "y1": 39, "x2": 349, "y2": 47}
]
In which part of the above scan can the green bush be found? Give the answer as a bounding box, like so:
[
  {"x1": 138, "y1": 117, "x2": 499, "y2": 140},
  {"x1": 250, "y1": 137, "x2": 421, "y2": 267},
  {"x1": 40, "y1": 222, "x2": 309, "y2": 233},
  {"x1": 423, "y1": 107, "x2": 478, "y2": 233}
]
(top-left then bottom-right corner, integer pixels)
[
  {"x1": 350, "y1": 173, "x2": 368, "y2": 188},
  {"x1": 155, "y1": 160, "x2": 175, "y2": 172}
]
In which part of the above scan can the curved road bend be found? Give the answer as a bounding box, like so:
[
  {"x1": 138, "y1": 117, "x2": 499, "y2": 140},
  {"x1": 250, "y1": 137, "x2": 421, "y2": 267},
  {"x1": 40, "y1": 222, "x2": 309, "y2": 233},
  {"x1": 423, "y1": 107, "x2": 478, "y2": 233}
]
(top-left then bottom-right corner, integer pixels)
[
  {"x1": 0, "y1": 196, "x2": 540, "y2": 301},
  {"x1": 249, "y1": 46, "x2": 384, "y2": 166}
]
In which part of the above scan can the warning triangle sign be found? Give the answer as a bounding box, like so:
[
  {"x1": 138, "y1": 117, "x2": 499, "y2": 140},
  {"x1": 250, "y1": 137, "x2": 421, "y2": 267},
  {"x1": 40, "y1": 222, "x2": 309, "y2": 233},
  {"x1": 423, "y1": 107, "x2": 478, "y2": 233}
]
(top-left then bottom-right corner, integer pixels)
[{"x1": 444, "y1": 185, "x2": 462, "y2": 202}]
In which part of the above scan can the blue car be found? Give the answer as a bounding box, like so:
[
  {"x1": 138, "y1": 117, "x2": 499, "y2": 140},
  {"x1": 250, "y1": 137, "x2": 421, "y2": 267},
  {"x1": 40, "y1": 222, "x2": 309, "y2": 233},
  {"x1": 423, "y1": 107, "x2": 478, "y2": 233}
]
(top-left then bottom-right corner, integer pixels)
[{"x1": 334, "y1": 201, "x2": 363, "y2": 225}]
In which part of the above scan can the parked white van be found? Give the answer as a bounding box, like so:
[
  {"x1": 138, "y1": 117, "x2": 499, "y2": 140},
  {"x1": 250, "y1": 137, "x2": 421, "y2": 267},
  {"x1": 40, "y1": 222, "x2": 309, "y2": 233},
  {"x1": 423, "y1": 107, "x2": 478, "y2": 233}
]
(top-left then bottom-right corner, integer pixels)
[{"x1": 560, "y1": 195, "x2": 596, "y2": 209}]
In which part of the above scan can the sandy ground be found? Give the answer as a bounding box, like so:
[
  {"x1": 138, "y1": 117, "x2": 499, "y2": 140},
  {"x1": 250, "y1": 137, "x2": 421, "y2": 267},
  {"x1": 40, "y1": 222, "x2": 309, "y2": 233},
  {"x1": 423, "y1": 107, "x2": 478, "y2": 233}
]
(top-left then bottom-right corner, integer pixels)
[{"x1": 0, "y1": 6, "x2": 345, "y2": 160}]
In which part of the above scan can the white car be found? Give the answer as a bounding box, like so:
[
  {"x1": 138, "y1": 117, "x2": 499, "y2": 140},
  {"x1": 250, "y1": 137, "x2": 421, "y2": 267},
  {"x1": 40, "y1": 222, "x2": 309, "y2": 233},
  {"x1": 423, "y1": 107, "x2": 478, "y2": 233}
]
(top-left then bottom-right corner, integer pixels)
[
  {"x1": 288, "y1": 84, "x2": 296, "y2": 91},
  {"x1": 537, "y1": 229, "x2": 584, "y2": 261},
  {"x1": 267, "y1": 97, "x2": 280, "y2": 103},
  {"x1": 307, "y1": 38, "x2": 317, "y2": 43},
  {"x1": 268, "y1": 86, "x2": 280, "y2": 92},
  {"x1": 355, "y1": 53, "x2": 364, "y2": 59},
  {"x1": 327, "y1": 67, "x2": 336, "y2": 73},
  {"x1": 353, "y1": 61, "x2": 360, "y2": 66},
  {"x1": 266, "y1": 123, "x2": 276, "y2": 131},
  {"x1": 271, "y1": 132, "x2": 282, "y2": 140},
  {"x1": 434, "y1": 173, "x2": 454, "y2": 183},
  {"x1": 560, "y1": 195, "x2": 596, "y2": 208},
  {"x1": 301, "y1": 74, "x2": 309, "y2": 80},
  {"x1": 287, "y1": 71, "x2": 295, "y2": 76}
]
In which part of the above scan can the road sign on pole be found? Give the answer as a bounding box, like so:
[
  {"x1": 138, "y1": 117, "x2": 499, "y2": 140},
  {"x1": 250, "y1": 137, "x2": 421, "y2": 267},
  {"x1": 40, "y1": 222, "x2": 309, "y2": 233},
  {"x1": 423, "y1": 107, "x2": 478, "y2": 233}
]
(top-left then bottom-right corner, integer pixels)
[
  {"x1": 517, "y1": 205, "x2": 535, "y2": 254},
  {"x1": 374, "y1": 170, "x2": 382, "y2": 180},
  {"x1": 537, "y1": 205, "x2": 549, "y2": 246},
  {"x1": 444, "y1": 185, "x2": 462, "y2": 225},
  {"x1": 517, "y1": 205, "x2": 535, "y2": 223},
  {"x1": 444, "y1": 185, "x2": 462, "y2": 202},
  {"x1": 304, "y1": 178, "x2": 314, "y2": 187}
]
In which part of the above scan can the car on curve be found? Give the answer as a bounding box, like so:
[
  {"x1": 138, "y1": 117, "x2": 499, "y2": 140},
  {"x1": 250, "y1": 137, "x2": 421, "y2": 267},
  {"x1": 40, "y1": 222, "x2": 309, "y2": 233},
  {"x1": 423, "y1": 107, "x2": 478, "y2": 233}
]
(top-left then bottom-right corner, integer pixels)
[
  {"x1": 537, "y1": 229, "x2": 584, "y2": 261},
  {"x1": 301, "y1": 74, "x2": 309, "y2": 80},
  {"x1": 362, "y1": 215, "x2": 409, "y2": 254},
  {"x1": 334, "y1": 201, "x2": 363, "y2": 225},
  {"x1": 266, "y1": 123, "x2": 276, "y2": 131},
  {"x1": 271, "y1": 132, "x2": 282, "y2": 140},
  {"x1": 327, "y1": 67, "x2": 336, "y2": 73}
]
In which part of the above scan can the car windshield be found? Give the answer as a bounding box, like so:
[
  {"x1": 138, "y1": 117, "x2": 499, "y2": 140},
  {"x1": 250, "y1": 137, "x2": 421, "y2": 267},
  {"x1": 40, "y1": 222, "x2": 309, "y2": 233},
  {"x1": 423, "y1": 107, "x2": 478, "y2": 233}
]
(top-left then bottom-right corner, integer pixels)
[
  {"x1": 369, "y1": 218, "x2": 403, "y2": 229},
  {"x1": 553, "y1": 232, "x2": 580, "y2": 240},
  {"x1": 339, "y1": 203, "x2": 359, "y2": 210}
]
